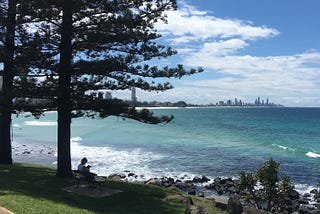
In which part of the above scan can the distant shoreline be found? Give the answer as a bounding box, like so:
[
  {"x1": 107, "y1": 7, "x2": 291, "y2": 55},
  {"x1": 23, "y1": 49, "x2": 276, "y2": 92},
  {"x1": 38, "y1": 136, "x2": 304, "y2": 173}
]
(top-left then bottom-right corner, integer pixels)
[{"x1": 135, "y1": 105, "x2": 286, "y2": 110}]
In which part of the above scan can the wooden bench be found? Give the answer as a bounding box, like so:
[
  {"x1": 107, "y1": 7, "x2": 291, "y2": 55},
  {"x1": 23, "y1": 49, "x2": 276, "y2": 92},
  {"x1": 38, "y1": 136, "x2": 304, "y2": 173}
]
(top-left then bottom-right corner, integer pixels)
[{"x1": 72, "y1": 170, "x2": 106, "y2": 190}]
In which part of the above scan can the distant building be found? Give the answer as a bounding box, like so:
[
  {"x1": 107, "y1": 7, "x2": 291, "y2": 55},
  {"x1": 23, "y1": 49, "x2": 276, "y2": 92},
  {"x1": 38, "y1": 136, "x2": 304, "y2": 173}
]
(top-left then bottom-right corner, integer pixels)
[
  {"x1": 0, "y1": 75, "x2": 2, "y2": 91},
  {"x1": 105, "y1": 92, "x2": 112, "y2": 100},
  {"x1": 131, "y1": 87, "x2": 137, "y2": 105}
]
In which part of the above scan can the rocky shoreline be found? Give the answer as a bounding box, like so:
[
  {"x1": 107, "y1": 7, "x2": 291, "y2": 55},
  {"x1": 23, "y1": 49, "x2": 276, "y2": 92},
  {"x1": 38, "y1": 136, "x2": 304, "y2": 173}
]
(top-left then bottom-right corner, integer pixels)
[
  {"x1": 12, "y1": 144, "x2": 320, "y2": 213},
  {"x1": 108, "y1": 172, "x2": 320, "y2": 214}
]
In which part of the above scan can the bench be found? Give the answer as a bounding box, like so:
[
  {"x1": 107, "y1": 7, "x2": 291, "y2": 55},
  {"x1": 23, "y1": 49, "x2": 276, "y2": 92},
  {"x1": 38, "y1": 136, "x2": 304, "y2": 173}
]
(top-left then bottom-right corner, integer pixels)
[{"x1": 72, "y1": 170, "x2": 106, "y2": 190}]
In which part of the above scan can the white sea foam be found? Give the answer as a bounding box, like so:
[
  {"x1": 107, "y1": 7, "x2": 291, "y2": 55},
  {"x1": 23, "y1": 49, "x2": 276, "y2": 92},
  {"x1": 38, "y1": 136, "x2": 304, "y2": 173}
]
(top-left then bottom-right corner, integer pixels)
[
  {"x1": 306, "y1": 151, "x2": 320, "y2": 158},
  {"x1": 295, "y1": 183, "x2": 318, "y2": 195},
  {"x1": 24, "y1": 121, "x2": 56, "y2": 126},
  {"x1": 70, "y1": 137, "x2": 169, "y2": 180},
  {"x1": 271, "y1": 144, "x2": 295, "y2": 152}
]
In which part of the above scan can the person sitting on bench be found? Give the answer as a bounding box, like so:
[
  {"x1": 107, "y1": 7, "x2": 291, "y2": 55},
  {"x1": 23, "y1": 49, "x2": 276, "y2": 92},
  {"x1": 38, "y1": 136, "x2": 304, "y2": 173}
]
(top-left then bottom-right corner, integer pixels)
[{"x1": 78, "y1": 157, "x2": 97, "y2": 187}]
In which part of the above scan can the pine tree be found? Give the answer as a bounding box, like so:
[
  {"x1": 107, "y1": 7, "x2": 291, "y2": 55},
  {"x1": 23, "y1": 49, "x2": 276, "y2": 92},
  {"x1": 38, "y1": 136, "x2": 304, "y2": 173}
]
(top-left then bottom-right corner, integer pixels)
[
  {"x1": 0, "y1": 0, "x2": 58, "y2": 164},
  {"x1": 55, "y1": 0, "x2": 202, "y2": 177},
  {"x1": 0, "y1": 0, "x2": 16, "y2": 164},
  {"x1": 7, "y1": 0, "x2": 202, "y2": 176}
]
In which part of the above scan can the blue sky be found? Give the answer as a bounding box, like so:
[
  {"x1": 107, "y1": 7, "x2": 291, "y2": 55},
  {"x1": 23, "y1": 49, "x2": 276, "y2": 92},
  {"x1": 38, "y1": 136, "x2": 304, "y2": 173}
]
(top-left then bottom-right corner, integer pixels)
[{"x1": 112, "y1": 0, "x2": 320, "y2": 107}]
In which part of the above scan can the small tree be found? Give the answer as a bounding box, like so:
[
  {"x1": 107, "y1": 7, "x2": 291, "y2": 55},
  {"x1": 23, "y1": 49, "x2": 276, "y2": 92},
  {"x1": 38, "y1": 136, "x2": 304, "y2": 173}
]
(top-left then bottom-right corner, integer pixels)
[
  {"x1": 239, "y1": 171, "x2": 258, "y2": 208},
  {"x1": 277, "y1": 174, "x2": 295, "y2": 211},
  {"x1": 239, "y1": 158, "x2": 295, "y2": 211},
  {"x1": 256, "y1": 158, "x2": 280, "y2": 210}
]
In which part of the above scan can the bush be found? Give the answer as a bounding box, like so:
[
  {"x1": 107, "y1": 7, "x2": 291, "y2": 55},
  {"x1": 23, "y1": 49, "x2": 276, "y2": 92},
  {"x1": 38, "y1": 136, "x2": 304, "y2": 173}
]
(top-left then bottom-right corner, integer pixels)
[{"x1": 239, "y1": 158, "x2": 294, "y2": 211}]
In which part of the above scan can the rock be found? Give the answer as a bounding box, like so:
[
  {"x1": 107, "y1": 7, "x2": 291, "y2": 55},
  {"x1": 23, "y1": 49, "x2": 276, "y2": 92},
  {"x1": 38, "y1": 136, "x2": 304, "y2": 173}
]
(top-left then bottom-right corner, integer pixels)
[
  {"x1": 204, "y1": 183, "x2": 215, "y2": 190},
  {"x1": 285, "y1": 206, "x2": 294, "y2": 213},
  {"x1": 298, "y1": 204, "x2": 313, "y2": 214},
  {"x1": 118, "y1": 173, "x2": 126, "y2": 179},
  {"x1": 227, "y1": 196, "x2": 243, "y2": 214},
  {"x1": 216, "y1": 185, "x2": 225, "y2": 195},
  {"x1": 227, "y1": 186, "x2": 239, "y2": 194},
  {"x1": 225, "y1": 179, "x2": 234, "y2": 187},
  {"x1": 108, "y1": 173, "x2": 126, "y2": 180},
  {"x1": 174, "y1": 181, "x2": 188, "y2": 190},
  {"x1": 193, "y1": 176, "x2": 210, "y2": 183},
  {"x1": 289, "y1": 190, "x2": 300, "y2": 200},
  {"x1": 187, "y1": 188, "x2": 196, "y2": 195},
  {"x1": 192, "y1": 176, "x2": 202, "y2": 183},
  {"x1": 163, "y1": 194, "x2": 193, "y2": 205},
  {"x1": 310, "y1": 189, "x2": 318, "y2": 195},
  {"x1": 304, "y1": 193, "x2": 311, "y2": 198},
  {"x1": 163, "y1": 177, "x2": 175, "y2": 186},
  {"x1": 146, "y1": 179, "x2": 160, "y2": 186},
  {"x1": 186, "y1": 197, "x2": 194, "y2": 205},
  {"x1": 213, "y1": 177, "x2": 221, "y2": 185},
  {"x1": 283, "y1": 197, "x2": 293, "y2": 206},
  {"x1": 298, "y1": 197, "x2": 309, "y2": 204},
  {"x1": 197, "y1": 191, "x2": 204, "y2": 197},
  {"x1": 128, "y1": 172, "x2": 137, "y2": 177},
  {"x1": 220, "y1": 178, "x2": 233, "y2": 185},
  {"x1": 214, "y1": 200, "x2": 227, "y2": 211},
  {"x1": 185, "y1": 205, "x2": 209, "y2": 214}
]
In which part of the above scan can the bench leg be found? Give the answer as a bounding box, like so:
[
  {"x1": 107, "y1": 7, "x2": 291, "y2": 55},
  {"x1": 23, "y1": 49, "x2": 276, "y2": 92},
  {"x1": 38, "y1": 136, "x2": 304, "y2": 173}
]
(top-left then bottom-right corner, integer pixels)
[{"x1": 75, "y1": 179, "x2": 80, "y2": 187}]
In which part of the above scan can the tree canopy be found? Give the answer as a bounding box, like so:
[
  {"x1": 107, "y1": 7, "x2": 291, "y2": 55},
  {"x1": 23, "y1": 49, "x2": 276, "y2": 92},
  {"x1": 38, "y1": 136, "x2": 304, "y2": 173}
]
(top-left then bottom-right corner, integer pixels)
[{"x1": 1, "y1": 0, "x2": 203, "y2": 176}]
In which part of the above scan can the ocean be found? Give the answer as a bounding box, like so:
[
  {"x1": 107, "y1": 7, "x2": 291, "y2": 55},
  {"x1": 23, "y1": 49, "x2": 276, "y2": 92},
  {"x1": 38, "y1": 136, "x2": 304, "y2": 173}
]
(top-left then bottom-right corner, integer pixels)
[{"x1": 11, "y1": 107, "x2": 320, "y2": 195}]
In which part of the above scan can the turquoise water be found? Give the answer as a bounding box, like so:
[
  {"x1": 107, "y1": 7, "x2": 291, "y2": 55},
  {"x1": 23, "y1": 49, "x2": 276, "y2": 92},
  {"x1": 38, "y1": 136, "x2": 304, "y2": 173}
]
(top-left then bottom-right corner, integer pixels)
[{"x1": 11, "y1": 107, "x2": 320, "y2": 188}]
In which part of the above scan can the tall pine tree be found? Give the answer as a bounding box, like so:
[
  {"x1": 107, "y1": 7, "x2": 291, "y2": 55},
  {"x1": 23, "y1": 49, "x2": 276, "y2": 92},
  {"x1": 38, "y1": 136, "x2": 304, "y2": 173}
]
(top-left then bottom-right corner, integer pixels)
[
  {"x1": 8, "y1": 0, "x2": 202, "y2": 176},
  {"x1": 0, "y1": 0, "x2": 59, "y2": 164},
  {"x1": 0, "y1": 0, "x2": 16, "y2": 164}
]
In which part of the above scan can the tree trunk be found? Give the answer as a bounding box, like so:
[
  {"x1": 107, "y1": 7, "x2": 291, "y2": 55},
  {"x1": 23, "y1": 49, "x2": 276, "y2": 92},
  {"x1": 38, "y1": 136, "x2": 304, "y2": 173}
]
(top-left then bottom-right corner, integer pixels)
[
  {"x1": 0, "y1": 0, "x2": 16, "y2": 165},
  {"x1": 56, "y1": 0, "x2": 73, "y2": 177}
]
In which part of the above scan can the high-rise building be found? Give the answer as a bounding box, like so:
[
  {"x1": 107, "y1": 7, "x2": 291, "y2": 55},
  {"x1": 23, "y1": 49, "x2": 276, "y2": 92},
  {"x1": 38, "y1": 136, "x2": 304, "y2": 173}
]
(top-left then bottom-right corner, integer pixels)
[
  {"x1": 131, "y1": 87, "x2": 137, "y2": 105},
  {"x1": 105, "y1": 92, "x2": 112, "y2": 100},
  {"x1": 0, "y1": 75, "x2": 2, "y2": 91}
]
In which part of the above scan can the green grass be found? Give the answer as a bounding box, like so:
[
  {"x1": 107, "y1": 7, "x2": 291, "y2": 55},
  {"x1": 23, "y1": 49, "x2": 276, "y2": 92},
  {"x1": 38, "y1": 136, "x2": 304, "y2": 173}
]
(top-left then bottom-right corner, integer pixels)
[{"x1": 0, "y1": 163, "x2": 226, "y2": 214}]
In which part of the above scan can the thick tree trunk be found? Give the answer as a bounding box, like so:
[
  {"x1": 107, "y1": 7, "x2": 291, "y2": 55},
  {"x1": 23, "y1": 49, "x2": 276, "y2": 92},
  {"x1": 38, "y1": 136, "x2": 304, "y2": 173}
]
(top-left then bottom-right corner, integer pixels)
[
  {"x1": 56, "y1": 0, "x2": 73, "y2": 177},
  {"x1": 0, "y1": 0, "x2": 16, "y2": 165}
]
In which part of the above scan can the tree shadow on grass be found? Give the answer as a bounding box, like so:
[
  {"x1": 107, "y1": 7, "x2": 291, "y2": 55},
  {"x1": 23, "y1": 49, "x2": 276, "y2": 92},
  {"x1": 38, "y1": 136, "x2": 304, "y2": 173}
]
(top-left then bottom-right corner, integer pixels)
[{"x1": 0, "y1": 163, "x2": 185, "y2": 214}]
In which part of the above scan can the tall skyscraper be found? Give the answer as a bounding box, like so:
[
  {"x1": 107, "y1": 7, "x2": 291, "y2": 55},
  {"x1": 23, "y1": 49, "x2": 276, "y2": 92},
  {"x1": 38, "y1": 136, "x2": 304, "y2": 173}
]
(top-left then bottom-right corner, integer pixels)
[
  {"x1": 105, "y1": 92, "x2": 112, "y2": 100},
  {"x1": 131, "y1": 86, "x2": 137, "y2": 105},
  {"x1": 0, "y1": 75, "x2": 2, "y2": 91}
]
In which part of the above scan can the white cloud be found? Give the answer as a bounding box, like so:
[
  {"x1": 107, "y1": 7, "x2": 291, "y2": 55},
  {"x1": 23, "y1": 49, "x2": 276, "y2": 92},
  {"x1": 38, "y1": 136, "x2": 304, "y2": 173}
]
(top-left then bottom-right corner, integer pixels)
[
  {"x1": 156, "y1": 4, "x2": 279, "y2": 43},
  {"x1": 149, "y1": 2, "x2": 320, "y2": 106},
  {"x1": 181, "y1": 51, "x2": 320, "y2": 101},
  {"x1": 113, "y1": 2, "x2": 319, "y2": 107}
]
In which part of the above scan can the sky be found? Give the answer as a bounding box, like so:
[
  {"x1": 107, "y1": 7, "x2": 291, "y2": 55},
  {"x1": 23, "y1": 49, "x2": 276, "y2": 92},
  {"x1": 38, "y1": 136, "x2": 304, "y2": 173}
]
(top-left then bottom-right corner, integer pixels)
[{"x1": 114, "y1": 0, "x2": 320, "y2": 107}]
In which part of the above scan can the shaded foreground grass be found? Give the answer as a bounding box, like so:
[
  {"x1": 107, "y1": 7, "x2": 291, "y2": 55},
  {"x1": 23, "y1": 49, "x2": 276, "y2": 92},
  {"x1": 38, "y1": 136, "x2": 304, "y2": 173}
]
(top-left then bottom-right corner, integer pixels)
[{"x1": 0, "y1": 163, "x2": 226, "y2": 214}]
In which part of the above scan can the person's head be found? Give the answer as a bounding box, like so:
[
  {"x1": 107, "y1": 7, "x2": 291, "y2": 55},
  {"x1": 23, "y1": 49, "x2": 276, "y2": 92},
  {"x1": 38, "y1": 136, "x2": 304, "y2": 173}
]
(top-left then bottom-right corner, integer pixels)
[{"x1": 81, "y1": 157, "x2": 88, "y2": 164}]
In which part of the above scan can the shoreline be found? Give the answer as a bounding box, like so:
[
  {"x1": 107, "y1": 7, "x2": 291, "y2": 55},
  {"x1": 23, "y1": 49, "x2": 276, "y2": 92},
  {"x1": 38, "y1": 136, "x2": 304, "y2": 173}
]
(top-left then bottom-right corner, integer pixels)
[
  {"x1": 11, "y1": 157, "x2": 320, "y2": 213},
  {"x1": 12, "y1": 142, "x2": 319, "y2": 197}
]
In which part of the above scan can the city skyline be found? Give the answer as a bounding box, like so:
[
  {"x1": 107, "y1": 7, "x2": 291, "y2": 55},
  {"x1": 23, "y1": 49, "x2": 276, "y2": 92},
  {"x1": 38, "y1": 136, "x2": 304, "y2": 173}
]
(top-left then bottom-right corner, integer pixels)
[{"x1": 112, "y1": 0, "x2": 320, "y2": 107}]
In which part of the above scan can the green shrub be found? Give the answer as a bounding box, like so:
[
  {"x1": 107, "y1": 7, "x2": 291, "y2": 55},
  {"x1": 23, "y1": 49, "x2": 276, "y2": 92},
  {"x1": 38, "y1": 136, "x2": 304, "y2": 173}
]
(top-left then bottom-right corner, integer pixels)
[{"x1": 239, "y1": 158, "x2": 295, "y2": 211}]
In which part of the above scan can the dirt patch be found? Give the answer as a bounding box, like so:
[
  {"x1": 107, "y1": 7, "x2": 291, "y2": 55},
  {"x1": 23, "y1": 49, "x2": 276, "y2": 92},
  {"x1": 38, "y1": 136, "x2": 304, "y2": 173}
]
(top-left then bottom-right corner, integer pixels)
[
  {"x1": 62, "y1": 185, "x2": 122, "y2": 198},
  {"x1": 0, "y1": 207, "x2": 14, "y2": 214}
]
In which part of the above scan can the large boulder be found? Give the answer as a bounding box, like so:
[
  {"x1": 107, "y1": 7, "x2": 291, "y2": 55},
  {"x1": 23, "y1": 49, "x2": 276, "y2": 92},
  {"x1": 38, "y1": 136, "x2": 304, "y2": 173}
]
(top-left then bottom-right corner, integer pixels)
[
  {"x1": 185, "y1": 205, "x2": 209, "y2": 214},
  {"x1": 192, "y1": 176, "x2": 210, "y2": 183},
  {"x1": 227, "y1": 196, "x2": 243, "y2": 214}
]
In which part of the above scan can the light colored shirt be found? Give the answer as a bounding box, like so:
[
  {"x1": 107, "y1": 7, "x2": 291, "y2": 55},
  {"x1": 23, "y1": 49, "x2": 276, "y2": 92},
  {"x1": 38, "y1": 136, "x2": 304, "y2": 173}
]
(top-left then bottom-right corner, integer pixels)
[{"x1": 78, "y1": 163, "x2": 86, "y2": 172}]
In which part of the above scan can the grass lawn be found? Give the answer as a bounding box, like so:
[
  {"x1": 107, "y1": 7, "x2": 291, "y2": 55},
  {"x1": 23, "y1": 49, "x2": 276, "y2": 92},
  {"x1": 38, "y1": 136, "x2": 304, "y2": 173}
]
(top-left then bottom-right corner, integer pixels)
[{"x1": 0, "y1": 163, "x2": 227, "y2": 214}]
